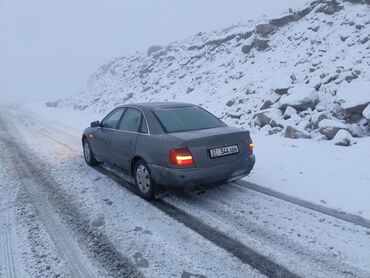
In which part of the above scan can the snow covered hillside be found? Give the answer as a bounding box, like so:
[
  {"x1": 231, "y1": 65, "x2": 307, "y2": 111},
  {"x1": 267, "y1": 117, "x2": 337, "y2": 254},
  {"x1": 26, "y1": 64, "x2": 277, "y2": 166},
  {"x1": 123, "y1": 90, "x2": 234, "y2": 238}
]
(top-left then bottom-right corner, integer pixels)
[{"x1": 53, "y1": 0, "x2": 370, "y2": 145}]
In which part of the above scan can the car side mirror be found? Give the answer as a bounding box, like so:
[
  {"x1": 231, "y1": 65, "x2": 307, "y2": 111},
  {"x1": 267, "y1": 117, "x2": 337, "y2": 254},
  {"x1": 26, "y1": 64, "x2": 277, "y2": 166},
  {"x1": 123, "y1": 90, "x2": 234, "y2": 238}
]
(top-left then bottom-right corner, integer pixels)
[{"x1": 90, "y1": 121, "x2": 100, "y2": 128}]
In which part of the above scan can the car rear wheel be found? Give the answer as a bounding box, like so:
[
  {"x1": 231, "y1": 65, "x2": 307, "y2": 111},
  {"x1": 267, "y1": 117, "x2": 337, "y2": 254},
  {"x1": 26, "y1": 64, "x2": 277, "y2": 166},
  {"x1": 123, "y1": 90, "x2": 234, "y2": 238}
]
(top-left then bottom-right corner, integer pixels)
[
  {"x1": 134, "y1": 160, "x2": 155, "y2": 199},
  {"x1": 83, "y1": 140, "x2": 98, "y2": 166}
]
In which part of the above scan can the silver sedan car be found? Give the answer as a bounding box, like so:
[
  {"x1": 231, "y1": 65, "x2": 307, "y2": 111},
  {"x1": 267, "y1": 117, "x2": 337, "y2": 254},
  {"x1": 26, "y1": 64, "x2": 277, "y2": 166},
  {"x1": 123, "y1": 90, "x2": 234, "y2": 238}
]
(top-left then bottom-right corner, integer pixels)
[{"x1": 82, "y1": 102, "x2": 255, "y2": 199}]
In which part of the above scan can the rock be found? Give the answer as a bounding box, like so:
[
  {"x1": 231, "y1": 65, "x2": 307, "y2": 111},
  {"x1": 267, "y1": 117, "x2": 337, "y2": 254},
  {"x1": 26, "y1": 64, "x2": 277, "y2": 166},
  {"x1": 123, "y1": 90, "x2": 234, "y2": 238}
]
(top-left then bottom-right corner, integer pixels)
[
  {"x1": 252, "y1": 38, "x2": 270, "y2": 51},
  {"x1": 274, "y1": 88, "x2": 289, "y2": 95},
  {"x1": 311, "y1": 112, "x2": 329, "y2": 128},
  {"x1": 283, "y1": 106, "x2": 297, "y2": 120},
  {"x1": 318, "y1": 119, "x2": 348, "y2": 140},
  {"x1": 345, "y1": 74, "x2": 358, "y2": 83},
  {"x1": 46, "y1": 101, "x2": 59, "y2": 108},
  {"x1": 360, "y1": 35, "x2": 369, "y2": 44},
  {"x1": 147, "y1": 45, "x2": 163, "y2": 56},
  {"x1": 336, "y1": 80, "x2": 370, "y2": 117},
  {"x1": 269, "y1": 14, "x2": 297, "y2": 27},
  {"x1": 256, "y1": 23, "x2": 275, "y2": 36},
  {"x1": 226, "y1": 100, "x2": 235, "y2": 107},
  {"x1": 284, "y1": 126, "x2": 310, "y2": 139},
  {"x1": 363, "y1": 104, "x2": 370, "y2": 122},
  {"x1": 254, "y1": 108, "x2": 282, "y2": 127},
  {"x1": 268, "y1": 127, "x2": 283, "y2": 135},
  {"x1": 316, "y1": 2, "x2": 343, "y2": 15},
  {"x1": 241, "y1": 45, "x2": 253, "y2": 54},
  {"x1": 333, "y1": 129, "x2": 352, "y2": 147},
  {"x1": 260, "y1": 100, "x2": 273, "y2": 110},
  {"x1": 279, "y1": 85, "x2": 318, "y2": 111},
  {"x1": 309, "y1": 25, "x2": 320, "y2": 32},
  {"x1": 343, "y1": 0, "x2": 363, "y2": 3}
]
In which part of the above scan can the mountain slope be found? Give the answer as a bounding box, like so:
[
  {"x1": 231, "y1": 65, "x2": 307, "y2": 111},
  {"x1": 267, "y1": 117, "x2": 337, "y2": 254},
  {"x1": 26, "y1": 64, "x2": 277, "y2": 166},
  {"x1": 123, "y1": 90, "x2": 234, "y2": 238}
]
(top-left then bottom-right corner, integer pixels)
[{"x1": 54, "y1": 0, "x2": 370, "y2": 143}]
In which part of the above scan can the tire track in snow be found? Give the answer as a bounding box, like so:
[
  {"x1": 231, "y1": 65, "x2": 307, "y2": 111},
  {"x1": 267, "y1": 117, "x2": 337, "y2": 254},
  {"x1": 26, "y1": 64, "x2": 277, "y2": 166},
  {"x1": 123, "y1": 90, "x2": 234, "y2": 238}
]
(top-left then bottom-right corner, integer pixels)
[
  {"x1": 1, "y1": 203, "x2": 19, "y2": 278},
  {"x1": 0, "y1": 113, "x2": 143, "y2": 278},
  {"x1": 94, "y1": 166, "x2": 299, "y2": 278},
  {"x1": 233, "y1": 180, "x2": 370, "y2": 229}
]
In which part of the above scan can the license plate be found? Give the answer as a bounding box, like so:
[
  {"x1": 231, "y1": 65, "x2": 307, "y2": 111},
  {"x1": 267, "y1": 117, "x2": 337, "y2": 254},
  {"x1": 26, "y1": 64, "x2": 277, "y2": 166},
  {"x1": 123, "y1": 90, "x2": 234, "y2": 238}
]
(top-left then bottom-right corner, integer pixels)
[{"x1": 209, "y1": 145, "x2": 239, "y2": 158}]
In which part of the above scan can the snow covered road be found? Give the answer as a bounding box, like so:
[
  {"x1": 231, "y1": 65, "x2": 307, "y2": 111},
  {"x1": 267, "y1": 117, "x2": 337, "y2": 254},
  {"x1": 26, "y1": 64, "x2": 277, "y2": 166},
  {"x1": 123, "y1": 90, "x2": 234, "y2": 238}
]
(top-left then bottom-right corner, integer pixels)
[{"x1": 0, "y1": 105, "x2": 370, "y2": 278}]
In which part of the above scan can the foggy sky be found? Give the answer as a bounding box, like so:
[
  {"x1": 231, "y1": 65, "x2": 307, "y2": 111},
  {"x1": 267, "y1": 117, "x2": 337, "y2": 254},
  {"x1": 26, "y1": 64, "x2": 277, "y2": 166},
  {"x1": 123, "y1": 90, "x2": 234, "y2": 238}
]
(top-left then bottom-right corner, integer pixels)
[{"x1": 0, "y1": 0, "x2": 309, "y2": 104}]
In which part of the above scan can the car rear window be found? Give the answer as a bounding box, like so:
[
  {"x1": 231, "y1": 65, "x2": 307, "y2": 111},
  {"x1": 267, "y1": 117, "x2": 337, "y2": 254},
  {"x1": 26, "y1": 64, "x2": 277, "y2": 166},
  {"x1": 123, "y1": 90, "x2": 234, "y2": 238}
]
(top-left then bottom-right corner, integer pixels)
[{"x1": 154, "y1": 106, "x2": 225, "y2": 133}]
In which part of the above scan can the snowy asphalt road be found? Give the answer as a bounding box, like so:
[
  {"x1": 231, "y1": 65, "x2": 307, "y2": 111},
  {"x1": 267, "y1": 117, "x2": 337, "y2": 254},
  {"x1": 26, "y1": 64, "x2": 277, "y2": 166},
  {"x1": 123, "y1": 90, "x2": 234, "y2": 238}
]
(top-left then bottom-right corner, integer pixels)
[{"x1": 0, "y1": 106, "x2": 369, "y2": 278}]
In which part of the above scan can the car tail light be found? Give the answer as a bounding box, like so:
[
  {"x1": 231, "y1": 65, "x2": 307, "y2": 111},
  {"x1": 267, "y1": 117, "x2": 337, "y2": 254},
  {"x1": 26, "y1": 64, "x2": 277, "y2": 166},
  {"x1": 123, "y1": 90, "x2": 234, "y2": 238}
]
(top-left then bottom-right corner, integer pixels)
[
  {"x1": 249, "y1": 137, "x2": 254, "y2": 154},
  {"x1": 169, "y1": 148, "x2": 194, "y2": 166}
]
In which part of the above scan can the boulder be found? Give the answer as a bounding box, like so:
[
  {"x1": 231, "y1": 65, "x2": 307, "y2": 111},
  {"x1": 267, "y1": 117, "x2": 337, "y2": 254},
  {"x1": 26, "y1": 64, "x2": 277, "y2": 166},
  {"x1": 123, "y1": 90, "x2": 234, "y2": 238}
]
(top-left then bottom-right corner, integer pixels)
[
  {"x1": 363, "y1": 104, "x2": 370, "y2": 123},
  {"x1": 311, "y1": 112, "x2": 329, "y2": 128},
  {"x1": 318, "y1": 119, "x2": 348, "y2": 140},
  {"x1": 241, "y1": 45, "x2": 253, "y2": 54},
  {"x1": 269, "y1": 14, "x2": 297, "y2": 27},
  {"x1": 336, "y1": 80, "x2": 370, "y2": 118},
  {"x1": 274, "y1": 88, "x2": 289, "y2": 95},
  {"x1": 147, "y1": 45, "x2": 163, "y2": 56},
  {"x1": 283, "y1": 106, "x2": 297, "y2": 120},
  {"x1": 316, "y1": 2, "x2": 343, "y2": 15},
  {"x1": 284, "y1": 126, "x2": 310, "y2": 139},
  {"x1": 256, "y1": 23, "x2": 275, "y2": 36},
  {"x1": 252, "y1": 38, "x2": 270, "y2": 51},
  {"x1": 226, "y1": 99, "x2": 235, "y2": 107},
  {"x1": 254, "y1": 108, "x2": 282, "y2": 127},
  {"x1": 279, "y1": 85, "x2": 318, "y2": 111},
  {"x1": 260, "y1": 100, "x2": 273, "y2": 110},
  {"x1": 333, "y1": 129, "x2": 352, "y2": 147}
]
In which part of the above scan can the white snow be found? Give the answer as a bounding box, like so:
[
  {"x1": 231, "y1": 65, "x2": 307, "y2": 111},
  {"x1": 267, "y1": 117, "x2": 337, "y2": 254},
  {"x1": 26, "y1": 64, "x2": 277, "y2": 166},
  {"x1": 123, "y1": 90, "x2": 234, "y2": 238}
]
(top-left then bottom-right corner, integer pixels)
[
  {"x1": 278, "y1": 85, "x2": 317, "y2": 109},
  {"x1": 318, "y1": 119, "x2": 347, "y2": 129},
  {"x1": 336, "y1": 79, "x2": 370, "y2": 110},
  {"x1": 363, "y1": 104, "x2": 370, "y2": 120},
  {"x1": 333, "y1": 129, "x2": 352, "y2": 145}
]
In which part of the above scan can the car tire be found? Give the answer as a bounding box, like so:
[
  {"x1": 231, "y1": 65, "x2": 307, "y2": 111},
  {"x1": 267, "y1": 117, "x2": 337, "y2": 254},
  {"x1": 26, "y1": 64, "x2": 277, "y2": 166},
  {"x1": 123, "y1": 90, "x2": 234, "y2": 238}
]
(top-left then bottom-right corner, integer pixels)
[
  {"x1": 134, "y1": 159, "x2": 155, "y2": 199},
  {"x1": 83, "y1": 139, "x2": 98, "y2": 166}
]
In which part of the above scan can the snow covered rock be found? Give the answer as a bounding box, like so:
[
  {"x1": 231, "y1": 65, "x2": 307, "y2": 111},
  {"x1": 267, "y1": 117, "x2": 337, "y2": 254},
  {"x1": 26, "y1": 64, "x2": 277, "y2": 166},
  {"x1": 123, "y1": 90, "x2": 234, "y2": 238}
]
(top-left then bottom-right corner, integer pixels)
[
  {"x1": 283, "y1": 106, "x2": 297, "y2": 120},
  {"x1": 284, "y1": 126, "x2": 310, "y2": 139},
  {"x1": 256, "y1": 23, "x2": 275, "y2": 36},
  {"x1": 254, "y1": 108, "x2": 282, "y2": 128},
  {"x1": 318, "y1": 119, "x2": 348, "y2": 140},
  {"x1": 336, "y1": 80, "x2": 370, "y2": 116},
  {"x1": 260, "y1": 100, "x2": 273, "y2": 110},
  {"x1": 363, "y1": 104, "x2": 370, "y2": 124},
  {"x1": 252, "y1": 38, "x2": 270, "y2": 50},
  {"x1": 279, "y1": 85, "x2": 318, "y2": 111},
  {"x1": 147, "y1": 45, "x2": 163, "y2": 56},
  {"x1": 311, "y1": 112, "x2": 329, "y2": 128},
  {"x1": 241, "y1": 44, "x2": 252, "y2": 54},
  {"x1": 333, "y1": 129, "x2": 352, "y2": 147}
]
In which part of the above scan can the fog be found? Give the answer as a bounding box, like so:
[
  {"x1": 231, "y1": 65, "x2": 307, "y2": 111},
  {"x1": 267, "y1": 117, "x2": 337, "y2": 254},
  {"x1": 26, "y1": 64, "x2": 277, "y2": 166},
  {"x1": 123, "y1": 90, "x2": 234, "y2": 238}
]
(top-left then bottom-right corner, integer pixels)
[{"x1": 0, "y1": 0, "x2": 308, "y2": 104}]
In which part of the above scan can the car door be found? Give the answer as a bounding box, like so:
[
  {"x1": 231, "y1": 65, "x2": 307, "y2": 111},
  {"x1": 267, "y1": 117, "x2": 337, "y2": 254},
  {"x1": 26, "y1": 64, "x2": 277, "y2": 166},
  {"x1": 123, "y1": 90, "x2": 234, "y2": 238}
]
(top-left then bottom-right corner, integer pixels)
[
  {"x1": 92, "y1": 108, "x2": 125, "y2": 162},
  {"x1": 111, "y1": 107, "x2": 144, "y2": 171}
]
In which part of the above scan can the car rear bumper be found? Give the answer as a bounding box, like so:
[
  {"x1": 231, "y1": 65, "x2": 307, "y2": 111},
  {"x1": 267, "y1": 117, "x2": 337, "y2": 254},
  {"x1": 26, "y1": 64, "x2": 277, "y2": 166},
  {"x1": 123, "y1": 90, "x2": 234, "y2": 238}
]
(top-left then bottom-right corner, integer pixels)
[{"x1": 149, "y1": 154, "x2": 255, "y2": 188}]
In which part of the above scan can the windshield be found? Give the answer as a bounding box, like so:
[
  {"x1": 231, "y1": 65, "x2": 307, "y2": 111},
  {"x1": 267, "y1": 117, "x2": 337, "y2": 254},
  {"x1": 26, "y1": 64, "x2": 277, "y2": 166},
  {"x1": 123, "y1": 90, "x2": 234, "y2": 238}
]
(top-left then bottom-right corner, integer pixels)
[{"x1": 154, "y1": 106, "x2": 225, "y2": 133}]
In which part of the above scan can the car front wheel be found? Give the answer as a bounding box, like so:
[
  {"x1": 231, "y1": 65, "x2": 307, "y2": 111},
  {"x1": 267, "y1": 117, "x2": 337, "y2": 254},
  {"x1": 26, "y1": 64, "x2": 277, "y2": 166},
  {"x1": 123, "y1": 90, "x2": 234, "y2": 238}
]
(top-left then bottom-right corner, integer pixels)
[
  {"x1": 83, "y1": 140, "x2": 98, "y2": 166},
  {"x1": 134, "y1": 160, "x2": 155, "y2": 199}
]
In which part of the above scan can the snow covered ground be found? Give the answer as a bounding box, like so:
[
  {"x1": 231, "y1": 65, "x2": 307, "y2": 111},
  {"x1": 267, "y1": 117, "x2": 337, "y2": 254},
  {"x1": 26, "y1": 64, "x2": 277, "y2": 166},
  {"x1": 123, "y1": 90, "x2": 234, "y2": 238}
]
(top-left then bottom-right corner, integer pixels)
[
  {"x1": 25, "y1": 102, "x2": 370, "y2": 220},
  {"x1": 1, "y1": 103, "x2": 370, "y2": 277}
]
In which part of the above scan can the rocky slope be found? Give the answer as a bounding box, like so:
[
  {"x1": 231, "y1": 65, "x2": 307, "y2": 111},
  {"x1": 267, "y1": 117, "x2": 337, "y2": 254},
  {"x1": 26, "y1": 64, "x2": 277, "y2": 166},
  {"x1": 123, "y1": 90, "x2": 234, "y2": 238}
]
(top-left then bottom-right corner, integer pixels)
[{"x1": 53, "y1": 0, "x2": 370, "y2": 145}]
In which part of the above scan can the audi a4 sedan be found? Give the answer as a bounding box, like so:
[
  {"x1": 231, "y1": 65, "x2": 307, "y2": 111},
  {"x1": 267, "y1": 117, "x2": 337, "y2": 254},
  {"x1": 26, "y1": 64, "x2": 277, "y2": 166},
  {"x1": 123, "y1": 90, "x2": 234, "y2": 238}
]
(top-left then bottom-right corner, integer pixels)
[{"x1": 82, "y1": 102, "x2": 255, "y2": 199}]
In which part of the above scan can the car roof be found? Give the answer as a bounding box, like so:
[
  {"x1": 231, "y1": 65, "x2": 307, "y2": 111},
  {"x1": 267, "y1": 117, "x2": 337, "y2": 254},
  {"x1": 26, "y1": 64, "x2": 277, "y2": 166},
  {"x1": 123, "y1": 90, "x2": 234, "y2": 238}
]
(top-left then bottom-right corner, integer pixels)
[{"x1": 120, "y1": 102, "x2": 197, "y2": 111}]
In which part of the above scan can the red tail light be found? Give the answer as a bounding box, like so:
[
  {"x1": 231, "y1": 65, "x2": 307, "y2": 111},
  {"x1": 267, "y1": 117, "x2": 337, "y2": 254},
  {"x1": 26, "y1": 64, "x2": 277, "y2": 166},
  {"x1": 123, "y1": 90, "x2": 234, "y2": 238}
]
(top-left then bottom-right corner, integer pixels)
[
  {"x1": 169, "y1": 148, "x2": 194, "y2": 166},
  {"x1": 249, "y1": 137, "x2": 254, "y2": 154}
]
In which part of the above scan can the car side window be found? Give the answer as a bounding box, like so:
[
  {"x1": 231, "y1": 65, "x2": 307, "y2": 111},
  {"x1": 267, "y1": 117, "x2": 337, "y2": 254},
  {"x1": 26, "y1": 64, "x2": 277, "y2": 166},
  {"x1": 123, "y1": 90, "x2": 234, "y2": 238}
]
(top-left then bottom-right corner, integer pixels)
[
  {"x1": 101, "y1": 108, "x2": 125, "y2": 129},
  {"x1": 118, "y1": 108, "x2": 142, "y2": 132},
  {"x1": 140, "y1": 116, "x2": 149, "y2": 134}
]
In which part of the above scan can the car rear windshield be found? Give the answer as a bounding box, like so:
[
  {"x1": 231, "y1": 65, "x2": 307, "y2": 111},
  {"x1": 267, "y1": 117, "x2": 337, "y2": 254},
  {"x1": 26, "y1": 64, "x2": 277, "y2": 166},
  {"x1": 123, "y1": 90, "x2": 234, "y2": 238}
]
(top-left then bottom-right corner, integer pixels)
[{"x1": 154, "y1": 106, "x2": 225, "y2": 133}]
